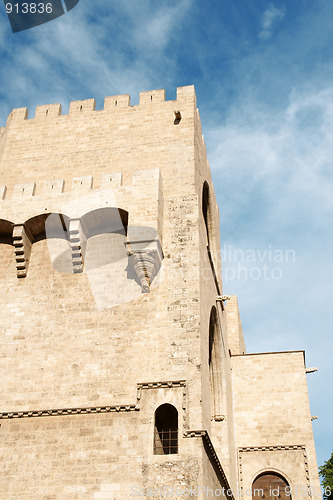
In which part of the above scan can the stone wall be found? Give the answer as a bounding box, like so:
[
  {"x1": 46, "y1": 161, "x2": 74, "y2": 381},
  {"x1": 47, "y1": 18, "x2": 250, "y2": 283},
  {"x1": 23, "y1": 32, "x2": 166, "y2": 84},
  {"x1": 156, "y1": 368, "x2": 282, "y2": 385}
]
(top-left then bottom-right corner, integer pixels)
[
  {"x1": 0, "y1": 86, "x2": 234, "y2": 498},
  {"x1": 231, "y1": 352, "x2": 321, "y2": 499}
]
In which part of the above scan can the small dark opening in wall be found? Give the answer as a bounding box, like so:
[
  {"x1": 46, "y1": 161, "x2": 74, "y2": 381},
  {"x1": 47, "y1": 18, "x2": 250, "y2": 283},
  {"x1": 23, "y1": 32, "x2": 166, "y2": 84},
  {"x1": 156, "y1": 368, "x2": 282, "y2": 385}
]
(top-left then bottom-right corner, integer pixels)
[
  {"x1": 115, "y1": 100, "x2": 118, "y2": 107},
  {"x1": 202, "y1": 182, "x2": 210, "y2": 242},
  {"x1": 80, "y1": 105, "x2": 83, "y2": 111},
  {"x1": 46, "y1": 109, "x2": 48, "y2": 116},
  {"x1": 174, "y1": 110, "x2": 182, "y2": 125},
  {"x1": 150, "y1": 95, "x2": 153, "y2": 102},
  {"x1": 154, "y1": 404, "x2": 178, "y2": 455}
]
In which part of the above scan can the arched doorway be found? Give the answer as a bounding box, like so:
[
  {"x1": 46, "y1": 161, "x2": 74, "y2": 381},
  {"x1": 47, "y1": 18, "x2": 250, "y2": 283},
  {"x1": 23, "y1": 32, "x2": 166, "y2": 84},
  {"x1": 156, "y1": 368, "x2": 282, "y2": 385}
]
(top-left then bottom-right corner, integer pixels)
[{"x1": 252, "y1": 472, "x2": 291, "y2": 500}]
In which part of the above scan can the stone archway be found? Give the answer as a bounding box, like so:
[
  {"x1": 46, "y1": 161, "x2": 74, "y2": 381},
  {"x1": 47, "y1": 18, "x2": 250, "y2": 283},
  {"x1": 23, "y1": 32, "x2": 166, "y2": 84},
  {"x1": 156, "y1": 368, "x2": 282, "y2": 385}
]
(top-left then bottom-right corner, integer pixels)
[{"x1": 252, "y1": 472, "x2": 291, "y2": 500}]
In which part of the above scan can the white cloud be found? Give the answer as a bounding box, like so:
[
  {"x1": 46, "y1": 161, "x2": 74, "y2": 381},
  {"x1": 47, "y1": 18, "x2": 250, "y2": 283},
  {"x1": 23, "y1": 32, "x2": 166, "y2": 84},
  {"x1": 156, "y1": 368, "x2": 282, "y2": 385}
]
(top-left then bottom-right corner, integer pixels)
[
  {"x1": 205, "y1": 85, "x2": 333, "y2": 466},
  {"x1": 259, "y1": 4, "x2": 285, "y2": 39},
  {"x1": 0, "y1": 0, "x2": 191, "y2": 123},
  {"x1": 207, "y1": 85, "x2": 333, "y2": 226}
]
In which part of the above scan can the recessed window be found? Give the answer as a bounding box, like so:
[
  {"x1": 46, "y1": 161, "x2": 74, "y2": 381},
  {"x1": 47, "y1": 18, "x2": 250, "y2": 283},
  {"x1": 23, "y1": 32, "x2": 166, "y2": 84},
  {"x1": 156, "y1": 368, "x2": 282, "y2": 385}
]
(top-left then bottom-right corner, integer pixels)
[
  {"x1": 202, "y1": 181, "x2": 210, "y2": 243},
  {"x1": 252, "y1": 472, "x2": 291, "y2": 500},
  {"x1": 202, "y1": 181, "x2": 216, "y2": 251},
  {"x1": 154, "y1": 403, "x2": 178, "y2": 455},
  {"x1": 209, "y1": 306, "x2": 223, "y2": 418}
]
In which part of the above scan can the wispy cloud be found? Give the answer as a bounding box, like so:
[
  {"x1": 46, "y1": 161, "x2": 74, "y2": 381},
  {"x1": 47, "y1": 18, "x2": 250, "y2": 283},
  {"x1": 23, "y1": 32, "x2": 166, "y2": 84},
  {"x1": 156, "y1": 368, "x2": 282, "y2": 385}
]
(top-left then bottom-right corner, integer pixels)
[
  {"x1": 206, "y1": 85, "x2": 333, "y2": 228},
  {"x1": 205, "y1": 83, "x2": 333, "y2": 465},
  {"x1": 0, "y1": 0, "x2": 191, "y2": 123},
  {"x1": 259, "y1": 4, "x2": 285, "y2": 40}
]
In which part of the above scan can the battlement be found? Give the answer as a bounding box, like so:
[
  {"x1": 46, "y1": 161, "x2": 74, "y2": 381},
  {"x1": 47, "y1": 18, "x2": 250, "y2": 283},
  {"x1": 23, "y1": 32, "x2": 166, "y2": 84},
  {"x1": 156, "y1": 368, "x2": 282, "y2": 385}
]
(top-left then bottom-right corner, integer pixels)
[
  {"x1": 4, "y1": 85, "x2": 196, "y2": 126},
  {"x1": 0, "y1": 167, "x2": 163, "y2": 224},
  {"x1": 0, "y1": 169, "x2": 160, "y2": 201},
  {"x1": 0, "y1": 84, "x2": 204, "y2": 199}
]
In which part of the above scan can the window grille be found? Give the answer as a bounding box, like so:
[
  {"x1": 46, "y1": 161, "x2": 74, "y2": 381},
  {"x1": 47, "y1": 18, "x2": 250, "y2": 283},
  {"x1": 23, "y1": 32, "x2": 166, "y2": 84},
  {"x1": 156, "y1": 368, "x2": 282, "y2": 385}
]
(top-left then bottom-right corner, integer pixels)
[{"x1": 154, "y1": 428, "x2": 178, "y2": 455}]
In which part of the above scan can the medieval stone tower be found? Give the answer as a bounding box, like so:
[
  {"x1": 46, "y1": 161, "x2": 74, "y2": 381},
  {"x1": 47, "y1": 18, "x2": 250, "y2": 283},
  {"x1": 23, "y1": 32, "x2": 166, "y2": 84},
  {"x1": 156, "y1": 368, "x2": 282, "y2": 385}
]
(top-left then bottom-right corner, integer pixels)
[{"x1": 0, "y1": 86, "x2": 320, "y2": 499}]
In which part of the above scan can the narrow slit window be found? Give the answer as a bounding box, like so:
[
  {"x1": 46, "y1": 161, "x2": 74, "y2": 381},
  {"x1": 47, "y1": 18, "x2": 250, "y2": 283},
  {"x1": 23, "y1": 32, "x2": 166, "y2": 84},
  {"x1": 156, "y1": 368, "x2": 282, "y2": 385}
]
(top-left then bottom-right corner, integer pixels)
[{"x1": 202, "y1": 181, "x2": 210, "y2": 245}]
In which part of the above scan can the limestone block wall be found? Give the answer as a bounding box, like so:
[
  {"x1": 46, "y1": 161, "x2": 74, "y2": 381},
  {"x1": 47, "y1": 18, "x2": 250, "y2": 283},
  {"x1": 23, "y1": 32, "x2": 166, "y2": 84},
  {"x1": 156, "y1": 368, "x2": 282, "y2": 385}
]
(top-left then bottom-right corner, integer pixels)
[
  {"x1": 0, "y1": 385, "x2": 199, "y2": 499},
  {"x1": 0, "y1": 86, "x2": 197, "y2": 199},
  {"x1": 231, "y1": 352, "x2": 321, "y2": 499},
  {"x1": 0, "y1": 87, "x2": 204, "y2": 417},
  {"x1": 0, "y1": 86, "x2": 236, "y2": 497},
  {"x1": 191, "y1": 100, "x2": 239, "y2": 491}
]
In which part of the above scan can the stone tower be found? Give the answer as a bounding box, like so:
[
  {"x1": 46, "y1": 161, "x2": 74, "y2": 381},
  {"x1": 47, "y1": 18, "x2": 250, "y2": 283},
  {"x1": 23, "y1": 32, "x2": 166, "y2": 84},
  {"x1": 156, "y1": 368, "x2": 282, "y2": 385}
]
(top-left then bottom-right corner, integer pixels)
[{"x1": 0, "y1": 86, "x2": 320, "y2": 499}]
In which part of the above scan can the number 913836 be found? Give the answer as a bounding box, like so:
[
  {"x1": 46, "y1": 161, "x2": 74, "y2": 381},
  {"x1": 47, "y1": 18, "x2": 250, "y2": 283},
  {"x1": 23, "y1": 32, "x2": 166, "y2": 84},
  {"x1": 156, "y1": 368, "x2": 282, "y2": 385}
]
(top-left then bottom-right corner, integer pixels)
[{"x1": 5, "y1": 3, "x2": 53, "y2": 14}]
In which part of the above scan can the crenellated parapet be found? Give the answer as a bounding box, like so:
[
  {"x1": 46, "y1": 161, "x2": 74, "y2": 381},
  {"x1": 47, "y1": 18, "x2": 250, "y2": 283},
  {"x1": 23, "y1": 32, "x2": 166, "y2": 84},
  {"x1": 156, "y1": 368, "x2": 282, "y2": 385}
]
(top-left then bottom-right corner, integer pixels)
[
  {"x1": 2, "y1": 85, "x2": 195, "y2": 127},
  {"x1": 0, "y1": 167, "x2": 164, "y2": 285},
  {"x1": 0, "y1": 85, "x2": 204, "y2": 205},
  {"x1": 0, "y1": 167, "x2": 162, "y2": 225}
]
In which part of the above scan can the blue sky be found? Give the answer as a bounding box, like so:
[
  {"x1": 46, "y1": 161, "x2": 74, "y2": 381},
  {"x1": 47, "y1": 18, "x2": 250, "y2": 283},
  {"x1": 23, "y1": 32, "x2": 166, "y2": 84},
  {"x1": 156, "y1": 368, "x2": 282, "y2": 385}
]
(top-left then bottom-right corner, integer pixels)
[{"x1": 0, "y1": 0, "x2": 332, "y2": 470}]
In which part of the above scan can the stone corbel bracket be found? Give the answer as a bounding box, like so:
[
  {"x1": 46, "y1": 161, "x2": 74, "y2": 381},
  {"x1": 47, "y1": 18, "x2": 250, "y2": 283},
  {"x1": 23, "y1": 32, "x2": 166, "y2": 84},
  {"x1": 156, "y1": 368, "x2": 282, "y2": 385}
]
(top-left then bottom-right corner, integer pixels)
[
  {"x1": 68, "y1": 218, "x2": 88, "y2": 274},
  {"x1": 13, "y1": 224, "x2": 34, "y2": 278},
  {"x1": 213, "y1": 414, "x2": 226, "y2": 422},
  {"x1": 126, "y1": 239, "x2": 163, "y2": 293}
]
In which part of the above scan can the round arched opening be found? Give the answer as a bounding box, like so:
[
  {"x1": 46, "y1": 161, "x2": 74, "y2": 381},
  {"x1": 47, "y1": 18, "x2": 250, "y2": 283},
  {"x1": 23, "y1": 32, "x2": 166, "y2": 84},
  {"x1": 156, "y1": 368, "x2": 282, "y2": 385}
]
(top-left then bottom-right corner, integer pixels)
[
  {"x1": 252, "y1": 472, "x2": 291, "y2": 500},
  {"x1": 154, "y1": 403, "x2": 178, "y2": 455}
]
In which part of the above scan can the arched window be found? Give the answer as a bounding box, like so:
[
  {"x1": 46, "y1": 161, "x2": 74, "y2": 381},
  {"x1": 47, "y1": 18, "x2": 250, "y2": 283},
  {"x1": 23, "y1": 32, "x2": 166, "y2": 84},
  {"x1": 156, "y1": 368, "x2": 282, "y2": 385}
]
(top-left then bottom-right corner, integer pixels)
[
  {"x1": 209, "y1": 307, "x2": 223, "y2": 418},
  {"x1": 252, "y1": 472, "x2": 291, "y2": 500},
  {"x1": 154, "y1": 404, "x2": 178, "y2": 455}
]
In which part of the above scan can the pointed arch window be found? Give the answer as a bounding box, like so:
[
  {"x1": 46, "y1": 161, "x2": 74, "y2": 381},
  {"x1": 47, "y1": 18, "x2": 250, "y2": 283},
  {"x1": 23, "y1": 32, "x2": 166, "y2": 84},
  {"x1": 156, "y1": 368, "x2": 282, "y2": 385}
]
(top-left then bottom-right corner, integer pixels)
[{"x1": 154, "y1": 404, "x2": 178, "y2": 455}]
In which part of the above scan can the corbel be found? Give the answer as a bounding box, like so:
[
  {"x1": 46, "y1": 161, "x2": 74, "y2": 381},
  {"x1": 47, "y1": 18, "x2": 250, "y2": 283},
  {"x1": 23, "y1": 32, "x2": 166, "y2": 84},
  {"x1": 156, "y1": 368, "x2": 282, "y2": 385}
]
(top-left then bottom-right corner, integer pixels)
[
  {"x1": 68, "y1": 219, "x2": 87, "y2": 273},
  {"x1": 126, "y1": 239, "x2": 163, "y2": 293},
  {"x1": 13, "y1": 224, "x2": 34, "y2": 278}
]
